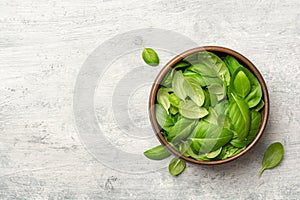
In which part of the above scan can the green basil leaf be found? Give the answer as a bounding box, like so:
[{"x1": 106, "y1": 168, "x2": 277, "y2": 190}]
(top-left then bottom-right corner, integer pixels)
[
  {"x1": 185, "y1": 77, "x2": 205, "y2": 106},
  {"x1": 144, "y1": 145, "x2": 170, "y2": 160},
  {"x1": 207, "y1": 83, "x2": 226, "y2": 101},
  {"x1": 172, "y1": 70, "x2": 205, "y2": 106},
  {"x1": 207, "y1": 83, "x2": 224, "y2": 95},
  {"x1": 167, "y1": 118, "x2": 197, "y2": 143},
  {"x1": 155, "y1": 104, "x2": 174, "y2": 132},
  {"x1": 142, "y1": 47, "x2": 159, "y2": 66},
  {"x1": 161, "y1": 70, "x2": 173, "y2": 88},
  {"x1": 254, "y1": 99, "x2": 265, "y2": 112},
  {"x1": 230, "y1": 110, "x2": 262, "y2": 148},
  {"x1": 183, "y1": 70, "x2": 207, "y2": 87},
  {"x1": 259, "y1": 142, "x2": 284, "y2": 177},
  {"x1": 168, "y1": 93, "x2": 180, "y2": 107},
  {"x1": 215, "y1": 144, "x2": 245, "y2": 160},
  {"x1": 172, "y1": 70, "x2": 188, "y2": 100},
  {"x1": 189, "y1": 121, "x2": 233, "y2": 153},
  {"x1": 157, "y1": 87, "x2": 170, "y2": 114},
  {"x1": 178, "y1": 142, "x2": 190, "y2": 157},
  {"x1": 223, "y1": 55, "x2": 241, "y2": 76},
  {"x1": 202, "y1": 89, "x2": 211, "y2": 109},
  {"x1": 168, "y1": 157, "x2": 186, "y2": 176},
  {"x1": 242, "y1": 68, "x2": 262, "y2": 108},
  {"x1": 187, "y1": 148, "x2": 210, "y2": 161},
  {"x1": 224, "y1": 56, "x2": 262, "y2": 108},
  {"x1": 197, "y1": 52, "x2": 231, "y2": 86},
  {"x1": 187, "y1": 64, "x2": 219, "y2": 78},
  {"x1": 169, "y1": 105, "x2": 178, "y2": 115},
  {"x1": 205, "y1": 147, "x2": 222, "y2": 159},
  {"x1": 233, "y1": 70, "x2": 251, "y2": 98},
  {"x1": 178, "y1": 100, "x2": 208, "y2": 119},
  {"x1": 173, "y1": 61, "x2": 190, "y2": 69},
  {"x1": 203, "y1": 107, "x2": 219, "y2": 125},
  {"x1": 228, "y1": 93, "x2": 250, "y2": 140}
]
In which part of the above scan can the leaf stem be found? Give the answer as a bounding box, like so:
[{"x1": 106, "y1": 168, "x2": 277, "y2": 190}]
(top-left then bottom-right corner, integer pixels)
[{"x1": 258, "y1": 167, "x2": 265, "y2": 177}]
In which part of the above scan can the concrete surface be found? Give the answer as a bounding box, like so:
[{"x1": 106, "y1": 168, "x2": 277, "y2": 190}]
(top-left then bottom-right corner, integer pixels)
[{"x1": 0, "y1": 0, "x2": 299, "y2": 199}]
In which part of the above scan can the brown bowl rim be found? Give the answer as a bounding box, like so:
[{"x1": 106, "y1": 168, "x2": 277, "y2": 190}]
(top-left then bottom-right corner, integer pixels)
[{"x1": 149, "y1": 46, "x2": 269, "y2": 165}]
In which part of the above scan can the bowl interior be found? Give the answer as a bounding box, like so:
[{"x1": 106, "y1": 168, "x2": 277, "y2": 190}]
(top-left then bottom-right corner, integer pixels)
[{"x1": 149, "y1": 46, "x2": 269, "y2": 165}]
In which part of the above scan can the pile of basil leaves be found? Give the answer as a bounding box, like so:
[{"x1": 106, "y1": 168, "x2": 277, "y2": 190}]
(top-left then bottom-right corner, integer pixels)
[{"x1": 144, "y1": 51, "x2": 264, "y2": 176}]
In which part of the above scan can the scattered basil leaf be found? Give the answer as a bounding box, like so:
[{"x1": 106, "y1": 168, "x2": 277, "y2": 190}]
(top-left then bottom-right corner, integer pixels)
[
  {"x1": 144, "y1": 145, "x2": 170, "y2": 160},
  {"x1": 169, "y1": 157, "x2": 186, "y2": 176},
  {"x1": 142, "y1": 47, "x2": 159, "y2": 66},
  {"x1": 259, "y1": 142, "x2": 284, "y2": 177}
]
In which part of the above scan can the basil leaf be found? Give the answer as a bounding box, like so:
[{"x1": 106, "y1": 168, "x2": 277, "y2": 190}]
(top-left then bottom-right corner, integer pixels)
[
  {"x1": 205, "y1": 147, "x2": 222, "y2": 159},
  {"x1": 183, "y1": 70, "x2": 207, "y2": 87},
  {"x1": 142, "y1": 47, "x2": 159, "y2": 66},
  {"x1": 230, "y1": 110, "x2": 262, "y2": 148},
  {"x1": 178, "y1": 142, "x2": 190, "y2": 157},
  {"x1": 161, "y1": 70, "x2": 173, "y2": 88},
  {"x1": 223, "y1": 55, "x2": 241, "y2": 76},
  {"x1": 228, "y1": 93, "x2": 250, "y2": 140},
  {"x1": 157, "y1": 87, "x2": 170, "y2": 114},
  {"x1": 203, "y1": 107, "x2": 219, "y2": 125},
  {"x1": 144, "y1": 145, "x2": 170, "y2": 160},
  {"x1": 254, "y1": 99, "x2": 265, "y2": 112},
  {"x1": 168, "y1": 93, "x2": 180, "y2": 107},
  {"x1": 168, "y1": 157, "x2": 186, "y2": 176},
  {"x1": 167, "y1": 118, "x2": 197, "y2": 143},
  {"x1": 233, "y1": 70, "x2": 251, "y2": 98},
  {"x1": 155, "y1": 104, "x2": 174, "y2": 132},
  {"x1": 173, "y1": 61, "x2": 190, "y2": 69},
  {"x1": 202, "y1": 89, "x2": 211, "y2": 109},
  {"x1": 172, "y1": 70, "x2": 205, "y2": 106},
  {"x1": 187, "y1": 64, "x2": 219, "y2": 78},
  {"x1": 259, "y1": 142, "x2": 284, "y2": 177},
  {"x1": 169, "y1": 105, "x2": 178, "y2": 115},
  {"x1": 185, "y1": 146, "x2": 211, "y2": 161},
  {"x1": 172, "y1": 70, "x2": 188, "y2": 100},
  {"x1": 207, "y1": 83, "x2": 226, "y2": 101},
  {"x1": 185, "y1": 76, "x2": 205, "y2": 106},
  {"x1": 189, "y1": 121, "x2": 233, "y2": 153},
  {"x1": 216, "y1": 144, "x2": 245, "y2": 160},
  {"x1": 242, "y1": 68, "x2": 262, "y2": 108},
  {"x1": 178, "y1": 100, "x2": 208, "y2": 119},
  {"x1": 197, "y1": 52, "x2": 231, "y2": 86},
  {"x1": 224, "y1": 56, "x2": 262, "y2": 108}
]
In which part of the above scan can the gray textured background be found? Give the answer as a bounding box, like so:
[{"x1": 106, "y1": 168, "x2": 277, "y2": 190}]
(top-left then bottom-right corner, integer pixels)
[{"x1": 0, "y1": 0, "x2": 300, "y2": 199}]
